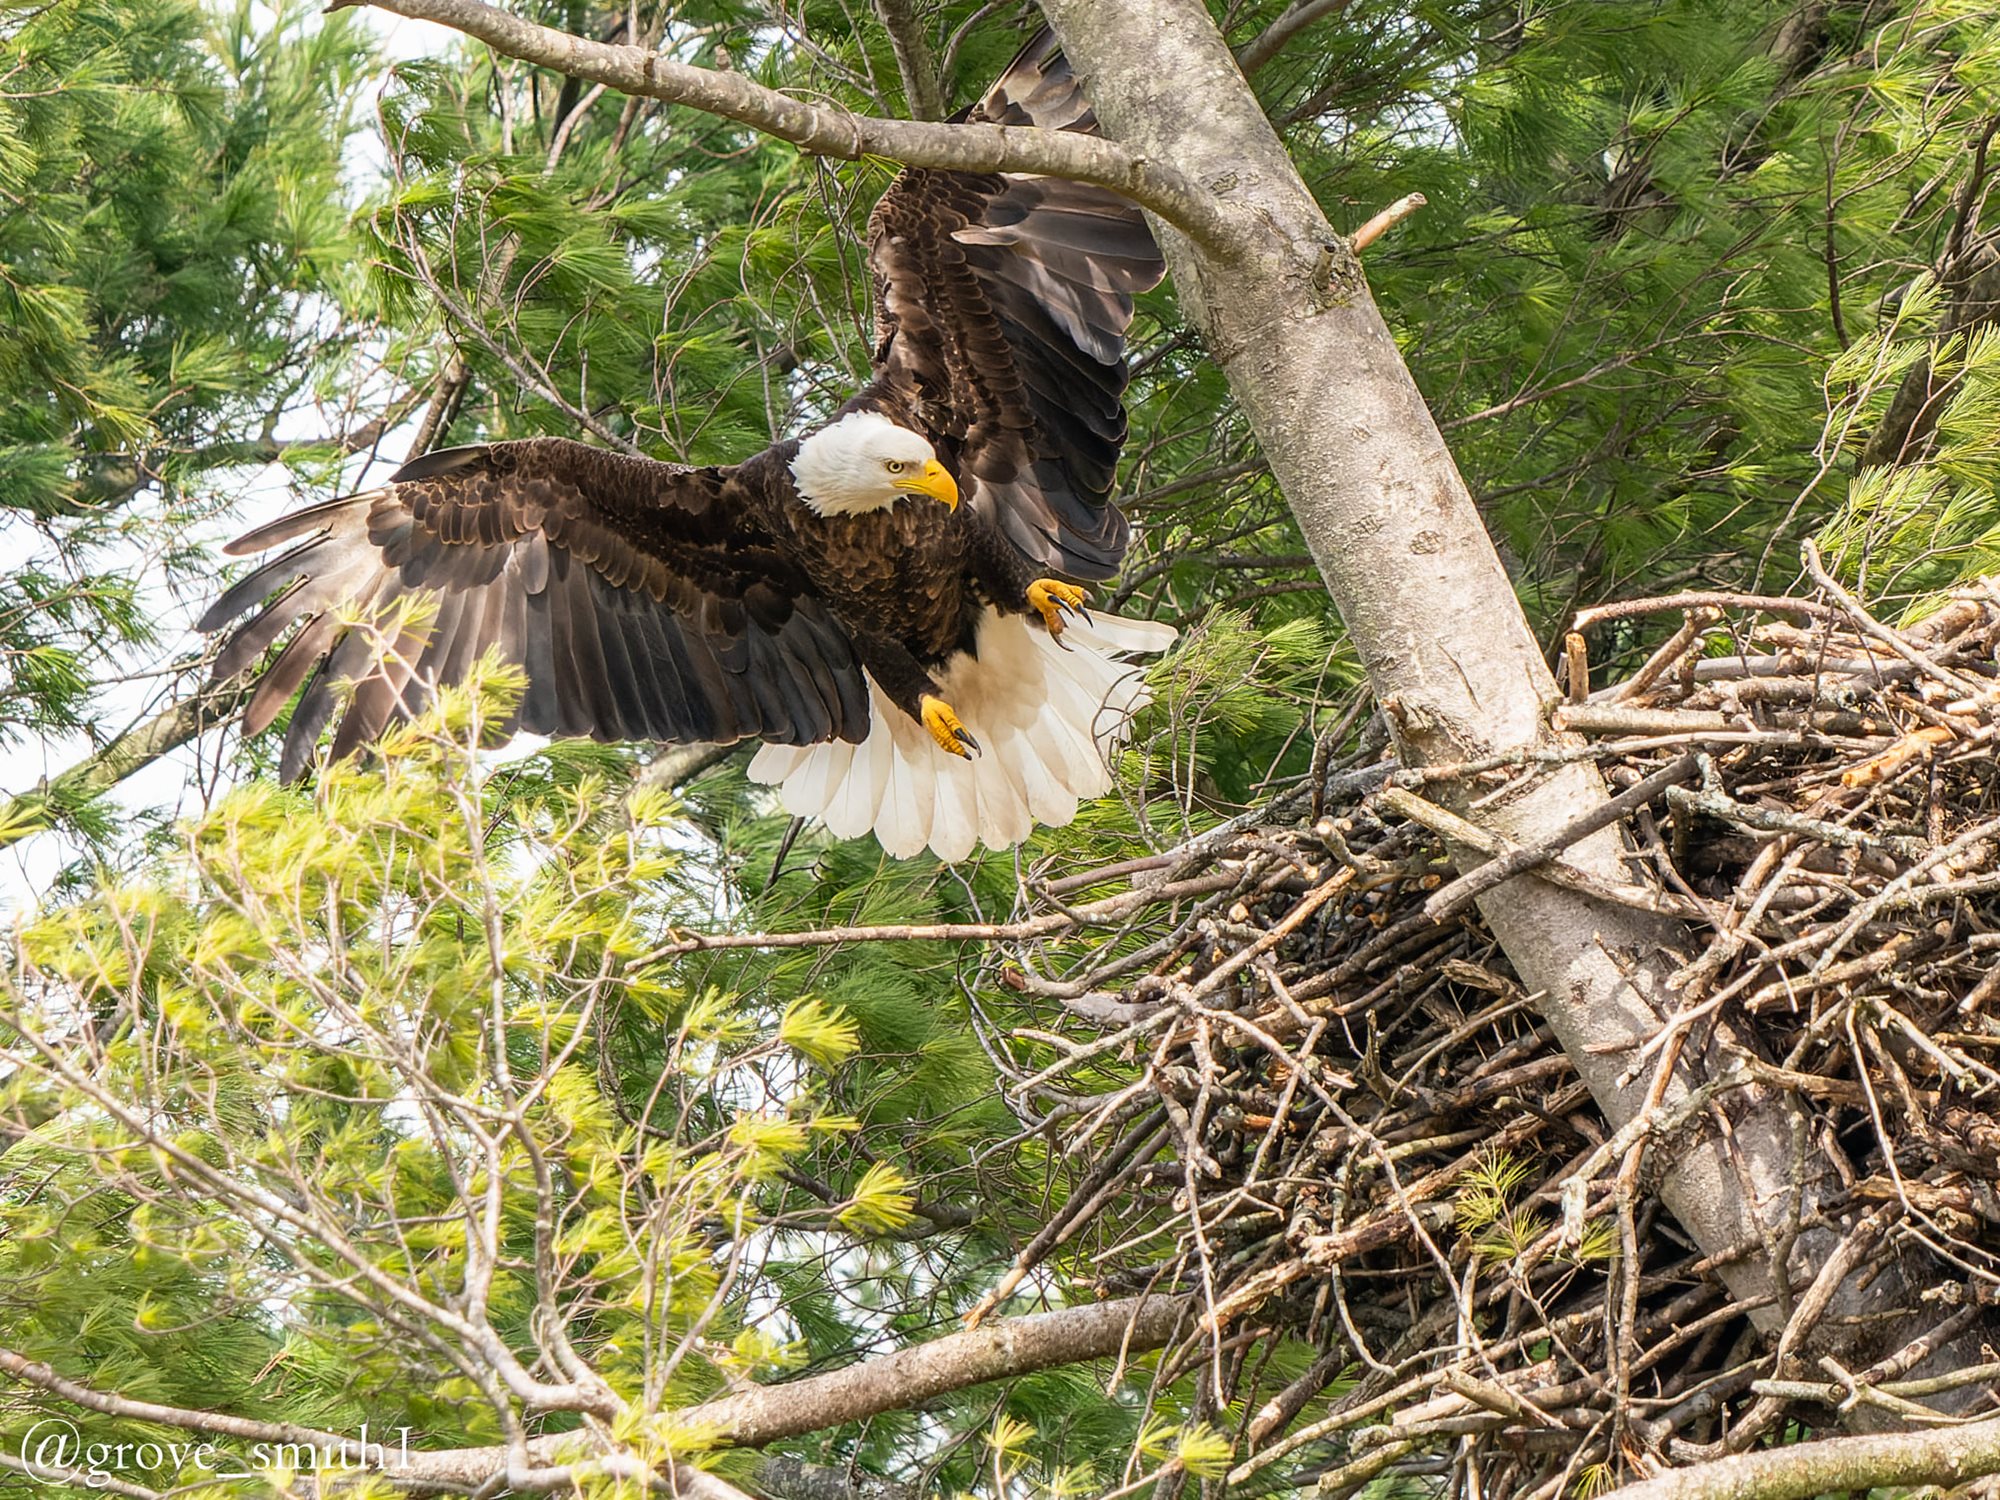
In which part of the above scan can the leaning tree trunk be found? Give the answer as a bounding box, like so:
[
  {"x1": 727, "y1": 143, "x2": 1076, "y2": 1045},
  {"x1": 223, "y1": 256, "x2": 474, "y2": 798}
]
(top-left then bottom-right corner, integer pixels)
[{"x1": 1038, "y1": 0, "x2": 1908, "y2": 1366}]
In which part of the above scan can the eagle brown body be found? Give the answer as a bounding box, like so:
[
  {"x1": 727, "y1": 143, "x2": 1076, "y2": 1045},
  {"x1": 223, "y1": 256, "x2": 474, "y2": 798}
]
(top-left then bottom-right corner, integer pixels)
[
  {"x1": 756, "y1": 446, "x2": 988, "y2": 665},
  {"x1": 201, "y1": 31, "x2": 1176, "y2": 859}
]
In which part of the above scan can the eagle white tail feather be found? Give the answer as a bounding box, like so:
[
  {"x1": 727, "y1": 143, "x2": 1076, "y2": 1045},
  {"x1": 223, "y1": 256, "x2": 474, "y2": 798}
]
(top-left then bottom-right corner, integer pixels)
[{"x1": 747, "y1": 608, "x2": 1176, "y2": 862}]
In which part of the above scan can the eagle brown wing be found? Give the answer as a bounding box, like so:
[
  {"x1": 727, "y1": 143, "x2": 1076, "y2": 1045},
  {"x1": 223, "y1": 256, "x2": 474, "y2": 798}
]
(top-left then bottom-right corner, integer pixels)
[
  {"x1": 863, "y1": 29, "x2": 1165, "y2": 580},
  {"x1": 199, "y1": 439, "x2": 868, "y2": 782}
]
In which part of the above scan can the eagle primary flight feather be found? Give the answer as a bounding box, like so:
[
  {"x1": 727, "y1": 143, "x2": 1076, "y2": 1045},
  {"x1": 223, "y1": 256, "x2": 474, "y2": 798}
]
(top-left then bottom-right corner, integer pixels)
[{"x1": 200, "y1": 31, "x2": 1175, "y2": 862}]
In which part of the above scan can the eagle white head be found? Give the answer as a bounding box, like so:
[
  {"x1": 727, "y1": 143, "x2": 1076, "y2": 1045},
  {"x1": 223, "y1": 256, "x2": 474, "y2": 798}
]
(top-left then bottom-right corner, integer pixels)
[{"x1": 790, "y1": 410, "x2": 960, "y2": 517}]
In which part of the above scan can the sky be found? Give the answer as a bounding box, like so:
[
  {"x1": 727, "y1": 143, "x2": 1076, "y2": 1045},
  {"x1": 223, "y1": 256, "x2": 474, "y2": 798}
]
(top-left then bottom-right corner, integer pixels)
[{"x1": 0, "y1": 9, "x2": 467, "y2": 916}]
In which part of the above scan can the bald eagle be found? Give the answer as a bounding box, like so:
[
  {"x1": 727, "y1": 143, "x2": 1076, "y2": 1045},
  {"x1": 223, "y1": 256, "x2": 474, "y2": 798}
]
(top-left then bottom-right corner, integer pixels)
[{"x1": 199, "y1": 31, "x2": 1174, "y2": 862}]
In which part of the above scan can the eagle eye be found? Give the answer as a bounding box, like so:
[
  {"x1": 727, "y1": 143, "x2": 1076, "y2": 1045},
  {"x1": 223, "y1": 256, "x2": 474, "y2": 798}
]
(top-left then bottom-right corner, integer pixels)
[{"x1": 885, "y1": 459, "x2": 908, "y2": 474}]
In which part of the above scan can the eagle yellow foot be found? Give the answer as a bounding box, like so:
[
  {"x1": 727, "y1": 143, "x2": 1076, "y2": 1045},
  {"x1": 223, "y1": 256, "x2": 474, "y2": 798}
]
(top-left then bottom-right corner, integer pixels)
[
  {"x1": 920, "y1": 695, "x2": 980, "y2": 758},
  {"x1": 1028, "y1": 578, "x2": 1091, "y2": 640}
]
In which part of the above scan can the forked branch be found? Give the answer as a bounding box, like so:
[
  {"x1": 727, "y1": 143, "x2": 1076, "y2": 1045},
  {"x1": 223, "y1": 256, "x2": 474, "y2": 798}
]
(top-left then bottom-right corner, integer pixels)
[{"x1": 338, "y1": 0, "x2": 1238, "y2": 252}]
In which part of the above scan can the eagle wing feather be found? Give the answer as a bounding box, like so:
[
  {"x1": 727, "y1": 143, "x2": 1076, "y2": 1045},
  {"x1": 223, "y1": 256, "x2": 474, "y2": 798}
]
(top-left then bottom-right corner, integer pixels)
[
  {"x1": 863, "y1": 29, "x2": 1166, "y2": 580},
  {"x1": 199, "y1": 438, "x2": 868, "y2": 781}
]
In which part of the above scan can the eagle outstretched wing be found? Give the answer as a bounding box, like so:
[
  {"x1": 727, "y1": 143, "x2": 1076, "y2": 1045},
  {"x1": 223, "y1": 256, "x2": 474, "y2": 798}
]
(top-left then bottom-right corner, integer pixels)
[
  {"x1": 198, "y1": 440, "x2": 867, "y2": 782},
  {"x1": 204, "y1": 30, "x2": 1158, "y2": 786},
  {"x1": 864, "y1": 29, "x2": 1166, "y2": 580}
]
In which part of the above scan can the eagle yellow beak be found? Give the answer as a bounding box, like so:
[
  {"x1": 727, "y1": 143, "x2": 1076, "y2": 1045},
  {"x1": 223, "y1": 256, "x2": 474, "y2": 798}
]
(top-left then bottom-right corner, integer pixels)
[{"x1": 894, "y1": 459, "x2": 959, "y2": 511}]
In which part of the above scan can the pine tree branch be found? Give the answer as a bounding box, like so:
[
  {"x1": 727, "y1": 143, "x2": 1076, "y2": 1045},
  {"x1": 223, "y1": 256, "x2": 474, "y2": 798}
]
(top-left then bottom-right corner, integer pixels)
[
  {"x1": 1235, "y1": 0, "x2": 1353, "y2": 75},
  {"x1": 634, "y1": 741, "x2": 738, "y2": 791},
  {"x1": 398, "y1": 23, "x2": 634, "y2": 466},
  {"x1": 1861, "y1": 205, "x2": 2000, "y2": 468},
  {"x1": 333, "y1": 0, "x2": 1237, "y2": 253},
  {"x1": 1123, "y1": 455, "x2": 1269, "y2": 510},
  {"x1": 71, "y1": 392, "x2": 425, "y2": 511}
]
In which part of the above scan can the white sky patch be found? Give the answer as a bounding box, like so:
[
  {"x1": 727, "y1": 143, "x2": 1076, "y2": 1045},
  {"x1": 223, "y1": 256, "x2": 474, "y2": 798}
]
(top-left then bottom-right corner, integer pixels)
[{"x1": 373, "y1": 14, "x2": 463, "y2": 60}]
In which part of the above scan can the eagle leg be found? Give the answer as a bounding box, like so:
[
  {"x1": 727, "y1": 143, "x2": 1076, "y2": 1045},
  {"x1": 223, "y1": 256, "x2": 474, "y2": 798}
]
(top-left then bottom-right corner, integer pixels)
[
  {"x1": 920, "y1": 695, "x2": 981, "y2": 758},
  {"x1": 846, "y1": 630, "x2": 979, "y2": 757},
  {"x1": 1027, "y1": 579, "x2": 1092, "y2": 642}
]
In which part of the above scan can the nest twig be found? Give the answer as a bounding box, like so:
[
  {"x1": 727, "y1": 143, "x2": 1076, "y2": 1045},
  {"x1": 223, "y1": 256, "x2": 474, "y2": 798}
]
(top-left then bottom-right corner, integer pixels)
[{"x1": 986, "y1": 580, "x2": 2000, "y2": 1495}]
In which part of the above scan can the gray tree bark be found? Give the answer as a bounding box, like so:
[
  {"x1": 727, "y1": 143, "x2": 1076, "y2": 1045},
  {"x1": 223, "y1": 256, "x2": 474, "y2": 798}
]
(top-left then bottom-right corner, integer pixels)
[{"x1": 1036, "y1": 0, "x2": 1906, "y2": 1362}]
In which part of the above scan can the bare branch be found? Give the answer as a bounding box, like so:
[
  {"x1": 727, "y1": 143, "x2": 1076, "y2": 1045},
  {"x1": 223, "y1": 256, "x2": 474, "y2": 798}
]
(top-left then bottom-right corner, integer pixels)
[
  {"x1": 0, "y1": 1348, "x2": 355, "y2": 1454},
  {"x1": 337, "y1": 0, "x2": 1237, "y2": 252},
  {"x1": 1235, "y1": 0, "x2": 1353, "y2": 75},
  {"x1": 1350, "y1": 191, "x2": 1426, "y2": 252},
  {"x1": 1604, "y1": 1416, "x2": 2000, "y2": 1500},
  {"x1": 0, "y1": 679, "x2": 253, "y2": 850},
  {"x1": 872, "y1": 0, "x2": 944, "y2": 121},
  {"x1": 1410, "y1": 754, "x2": 1701, "y2": 921},
  {"x1": 638, "y1": 871, "x2": 1239, "y2": 958},
  {"x1": 4, "y1": 1295, "x2": 1183, "y2": 1494},
  {"x1": 681, "y1": 1294, "x2": 1189, "y2": 1447},
  {"x1": 1571, "y1": 591, "x2": 1843, "y2": 631},
  {"x1": 667, "y1": 1468, "x2": 758, "y2": 1500},
  {"x1": 1377, "y1": 780, "x2": 1703, "y2": 918},
  {"x1": 328, "y1": 1296, "x2": 1184, "y2": 1491},
  {"x1": 0, "y1": 1448, "x2": 162, "y2": 1500}
]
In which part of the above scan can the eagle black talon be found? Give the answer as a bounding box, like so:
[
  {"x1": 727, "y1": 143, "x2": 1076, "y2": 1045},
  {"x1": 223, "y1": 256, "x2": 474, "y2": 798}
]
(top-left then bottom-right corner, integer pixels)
[
  {"x1": 1028, "y1": 579, "x2": 1092, "y2": 640},
  {"x1": 920, "y1": 695, "x2": 980, "y2": 759}
]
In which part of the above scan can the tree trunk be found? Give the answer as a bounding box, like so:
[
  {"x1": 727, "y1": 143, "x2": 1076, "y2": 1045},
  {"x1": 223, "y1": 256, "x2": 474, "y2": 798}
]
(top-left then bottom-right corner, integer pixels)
[{"x1": 1037, "y1": 0, "x2": 1904, "y2": 1361}]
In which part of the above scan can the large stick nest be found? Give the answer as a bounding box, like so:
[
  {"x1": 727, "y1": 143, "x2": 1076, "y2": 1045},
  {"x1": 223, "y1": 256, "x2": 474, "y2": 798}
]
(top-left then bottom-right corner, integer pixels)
[{"x1": 988, "y1": 583, "x2": 2000, "y2": 1497}]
